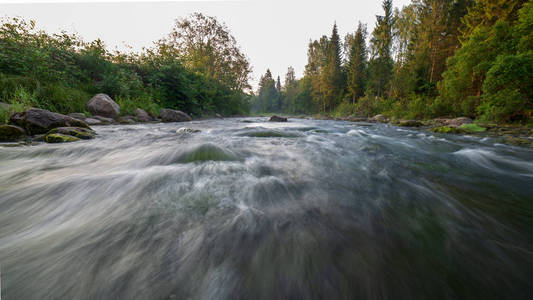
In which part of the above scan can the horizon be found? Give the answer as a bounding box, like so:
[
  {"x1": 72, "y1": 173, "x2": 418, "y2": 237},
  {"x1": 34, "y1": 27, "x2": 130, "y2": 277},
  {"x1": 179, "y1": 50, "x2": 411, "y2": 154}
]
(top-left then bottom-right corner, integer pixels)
[{"x1": 0, "y1": 0, "x2": 411, "y2": 89}]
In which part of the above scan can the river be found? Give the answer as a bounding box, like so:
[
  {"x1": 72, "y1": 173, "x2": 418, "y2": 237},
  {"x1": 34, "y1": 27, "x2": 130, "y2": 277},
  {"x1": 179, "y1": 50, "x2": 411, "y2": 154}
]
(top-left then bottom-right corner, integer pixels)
[{"x1": 1, "y1": 118, "x2": 532, "y2": 299}]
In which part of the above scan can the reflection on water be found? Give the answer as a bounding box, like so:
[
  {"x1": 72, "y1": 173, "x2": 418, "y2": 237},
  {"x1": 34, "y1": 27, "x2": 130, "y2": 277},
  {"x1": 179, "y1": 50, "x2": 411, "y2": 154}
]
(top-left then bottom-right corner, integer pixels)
[{"x1": 1, "y1": 118, "x2": 532, "y2": 299}]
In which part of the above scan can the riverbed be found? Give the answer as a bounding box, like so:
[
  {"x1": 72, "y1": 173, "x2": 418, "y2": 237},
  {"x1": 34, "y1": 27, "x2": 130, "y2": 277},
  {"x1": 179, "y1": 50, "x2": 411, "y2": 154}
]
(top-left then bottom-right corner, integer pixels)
[{"x1": 1, "y1": 118, "x2": 532, "y2": 299}]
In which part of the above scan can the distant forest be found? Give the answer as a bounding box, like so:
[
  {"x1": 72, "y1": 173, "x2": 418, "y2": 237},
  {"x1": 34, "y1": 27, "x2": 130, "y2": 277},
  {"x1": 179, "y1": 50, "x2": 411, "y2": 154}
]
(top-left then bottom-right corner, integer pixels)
[{"x1": 252, "y1": 0, "x2": 533, "y2": 124}]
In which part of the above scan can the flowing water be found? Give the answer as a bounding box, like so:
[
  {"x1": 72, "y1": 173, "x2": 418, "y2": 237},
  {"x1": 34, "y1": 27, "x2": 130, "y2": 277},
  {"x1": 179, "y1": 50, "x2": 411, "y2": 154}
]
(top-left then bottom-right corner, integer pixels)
[{"x1": 1, "y1": 118, "x2": 532, "y2": 299}]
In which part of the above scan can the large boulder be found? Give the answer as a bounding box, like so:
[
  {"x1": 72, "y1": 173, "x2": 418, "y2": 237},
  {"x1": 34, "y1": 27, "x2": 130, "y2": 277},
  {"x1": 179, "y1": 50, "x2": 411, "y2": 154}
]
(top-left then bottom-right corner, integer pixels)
[
  {"x1": 159, "y1": 109, "x2": 192, "y2": 122},
  {"x1": 0, "y1": 124, "x2": 25, "y2": 141},
  {"x1": 86, "y1": 94, "x2": 120, "y2": 118},
  {"x1": 269, "y1": 115, "x2": 288, "y2": 122},
  {"x1": 9, "y1": 108, "x2": 90, "y2": 135},
  {"x1": 134, "y1": 108, "x2": 152, "y2": 122}
]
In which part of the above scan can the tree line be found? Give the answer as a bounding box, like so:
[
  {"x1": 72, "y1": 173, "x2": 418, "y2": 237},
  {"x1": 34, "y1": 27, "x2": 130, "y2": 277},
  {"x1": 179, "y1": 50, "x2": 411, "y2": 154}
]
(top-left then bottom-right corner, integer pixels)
[
  {"x1": 253, "y1": 0, "x2": 533, "y2": 124},
  {"x1": 0, "y1": 13, "x2": 251, "y2": 122}
]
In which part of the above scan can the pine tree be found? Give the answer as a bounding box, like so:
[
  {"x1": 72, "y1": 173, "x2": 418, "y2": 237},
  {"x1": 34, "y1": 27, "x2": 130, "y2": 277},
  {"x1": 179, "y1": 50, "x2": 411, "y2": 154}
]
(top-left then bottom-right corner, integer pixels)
[
  {"x1": 320, "y1": 23, "x2": 344, "y2": 111},
  {"x1": 346, "y1": 22, "x2": 368, "y2": 103},
  {"x1": 367, "y1": 0, "x2": 394, "y2": 98}
]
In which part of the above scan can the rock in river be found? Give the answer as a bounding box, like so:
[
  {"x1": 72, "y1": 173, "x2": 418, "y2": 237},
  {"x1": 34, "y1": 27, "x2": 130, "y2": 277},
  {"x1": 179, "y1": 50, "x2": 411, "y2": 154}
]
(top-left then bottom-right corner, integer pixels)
[
  {"x1": 9, "y1": 108, "x2": 90, "y2": 135},
  {"x1": 46, "y1": 127, "x2": 95, "y2": 140},
  {"x1": 86, "y1": 94, "x2": 120, "y2": 119},
  {"x1": 0, "y1": 124, "x2": 25, "y2": 141},
  {"x1": 398, "y1": 120, "x2": 423, "y2": 127},
  {"x1": 269, "y1": 115, "x2": 288, "y2": 122},
  {"x1": 159, "y1": 109, "x2": 192, "y2": 122},
  {"x1": 45, "y1": 133, "x2": 81, "y2": 143}
]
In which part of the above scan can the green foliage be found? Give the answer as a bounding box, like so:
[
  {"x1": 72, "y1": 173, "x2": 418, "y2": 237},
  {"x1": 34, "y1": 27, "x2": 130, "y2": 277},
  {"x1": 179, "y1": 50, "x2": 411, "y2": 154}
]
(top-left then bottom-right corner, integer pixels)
[
  {"x1": 0, "y1": 14, "x2": 251, "y2": 119},
  {"x1": 477, "y1": 53, "x2": 533, "y2": 122}
]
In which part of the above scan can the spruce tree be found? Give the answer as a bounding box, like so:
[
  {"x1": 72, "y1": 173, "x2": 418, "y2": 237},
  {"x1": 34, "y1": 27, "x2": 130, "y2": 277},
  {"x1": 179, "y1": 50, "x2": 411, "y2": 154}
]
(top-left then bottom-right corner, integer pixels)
[{"x1": 346, "y1": 22, "x2": 368, "y2": 103}]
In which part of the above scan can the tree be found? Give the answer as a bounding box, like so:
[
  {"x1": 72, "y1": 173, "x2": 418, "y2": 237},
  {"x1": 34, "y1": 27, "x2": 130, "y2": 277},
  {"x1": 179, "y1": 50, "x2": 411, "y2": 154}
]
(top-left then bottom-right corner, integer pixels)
[
  {"x1": 367, "y1": 0, "x2": 394, "y2": 98},
  {"x1": 321, "y1": 23, "x2": 344, "y2": 111},
  {"x1": 160, "y1": 13, "x2": 252, "y2": 91},
  {"x1": 346, "y1": 22, "x2": 368, "y2": 103},
  {"x1": 255, "y1": 69, "x2": 277, "y2": 112}
]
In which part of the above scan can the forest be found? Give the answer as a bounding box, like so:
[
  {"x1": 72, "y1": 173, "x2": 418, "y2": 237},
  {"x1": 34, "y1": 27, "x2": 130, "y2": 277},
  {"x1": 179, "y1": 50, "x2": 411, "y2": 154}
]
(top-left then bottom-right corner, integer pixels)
[
  {"x1": 0, "y1": 13, "x2": 251, "y2": 123},
  {"x1": 252, "y1": 0, "x2": 533, "y2": 124},
  {"x1": 1, "y1": 0, "x2": 532, "y2": 125}
]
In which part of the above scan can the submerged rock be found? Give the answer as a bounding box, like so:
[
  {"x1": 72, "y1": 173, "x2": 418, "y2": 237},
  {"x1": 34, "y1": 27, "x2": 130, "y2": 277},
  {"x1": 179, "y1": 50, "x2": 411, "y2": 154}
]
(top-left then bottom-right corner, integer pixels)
[
  {"x1": 0, "y1": 124, "x2": 25, "y2": 141},
  {"x1": 9, "y1": 108, "x2": 90, "y2": 134},
  {"x1": 269, "y1": 115, "x2": 288, "y2": 122},
  {"x1": 45, "y1": 133, "x2": 81, "y2": 143},
  {"x1": 502, "y1": 136, "x2": 533, "y2": 147},
  {"x1": 177, "y1": 143, "x2": 238, "y2": 163},
  {"x1": 159, "y1": 109, "x2": 192, "y2": 122},
  {"x1": 46, "y1": 127, "x2": 95, "y2": 140},
  {"x1": 86, "y1": 94, "x2": 120, "y2": 118},
  {"x1": 177, "y1": 127, "x2": 201, "y2": 134},
  {"x1": 398, "y1": 120, "x2": 423, "y2": 127}
]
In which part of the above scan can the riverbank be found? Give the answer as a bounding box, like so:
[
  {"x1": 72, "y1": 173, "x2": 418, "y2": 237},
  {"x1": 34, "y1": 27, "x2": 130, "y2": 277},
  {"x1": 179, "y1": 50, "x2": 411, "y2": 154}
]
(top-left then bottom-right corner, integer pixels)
[{"x1": 289, "y1": 114, "x2": 533, "y2": 148}]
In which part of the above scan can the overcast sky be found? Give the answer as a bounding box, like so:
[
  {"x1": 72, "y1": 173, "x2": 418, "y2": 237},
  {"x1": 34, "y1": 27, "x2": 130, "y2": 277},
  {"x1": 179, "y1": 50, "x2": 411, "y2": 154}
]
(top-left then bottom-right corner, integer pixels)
[{"x1": 0, "y1": 0, "x2": 411, "y2": 89}]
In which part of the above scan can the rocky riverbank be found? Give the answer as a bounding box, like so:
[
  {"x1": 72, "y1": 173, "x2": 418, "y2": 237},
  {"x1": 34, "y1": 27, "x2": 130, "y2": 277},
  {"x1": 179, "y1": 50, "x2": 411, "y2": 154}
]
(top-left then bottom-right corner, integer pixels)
[
  {"x1": 315, "y1": 114, "x2": 533, "y2": 148},
  {"x1": 0, "y1": 93, "x2": 192, "y2": 146}
]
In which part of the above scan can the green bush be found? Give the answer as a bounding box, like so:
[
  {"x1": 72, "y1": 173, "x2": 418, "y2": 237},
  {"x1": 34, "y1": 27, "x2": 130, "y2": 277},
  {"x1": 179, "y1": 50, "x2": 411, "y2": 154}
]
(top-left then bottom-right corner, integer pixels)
[{"x1": 478, "y1": 53, "x2": 533, "y2": 123}]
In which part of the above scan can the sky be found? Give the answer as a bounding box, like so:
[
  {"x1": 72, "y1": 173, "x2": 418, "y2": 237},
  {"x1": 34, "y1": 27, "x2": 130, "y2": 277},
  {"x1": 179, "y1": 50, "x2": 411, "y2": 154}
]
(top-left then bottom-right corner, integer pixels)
[{"x1": 0, "y1": 0, "x2": 411, "y2": 89}]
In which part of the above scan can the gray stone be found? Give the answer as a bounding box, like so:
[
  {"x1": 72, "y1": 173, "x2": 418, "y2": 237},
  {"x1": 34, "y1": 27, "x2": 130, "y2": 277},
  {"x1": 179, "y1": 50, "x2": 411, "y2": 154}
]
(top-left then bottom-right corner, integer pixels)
[
  {"x1": 269, "y1": 115, "x2": 288, "y2": 122},
  {"x1": 86, "y1": 94, "x2": 120, "y2": 118},
  {"x1": 134, "y1": 108, "x2": 152, "y2": 122},
  {"x1": 84, "y1": 118, "x2": 102, "y2": 125},
  {"x1": 159, "y1": 109, "x2": 192, "y2": 122},
  {"x1": 68, "y1": 113, "x2": 86, "y2": 120},
  {"x1": 118, "y1": 116, "x2": 136, "y2": 124},
  {"x1": 9, "y1": 108, "x2": 90, "y2": 135},
  {"x1": 92, "y1": 116, "x2": 114, "y2": 124}
]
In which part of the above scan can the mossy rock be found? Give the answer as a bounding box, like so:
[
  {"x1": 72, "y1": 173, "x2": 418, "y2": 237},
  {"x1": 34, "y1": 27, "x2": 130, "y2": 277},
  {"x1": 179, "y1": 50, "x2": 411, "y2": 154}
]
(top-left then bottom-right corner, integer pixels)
[
  {"x1": 398, "y1": 120, "x2": 423, "y2": 127},
  {"x1": 45, "y1": 133, "x2": 81, "y2": 143},
  {"x1": 459, "y1": 123, "x2": 487, "y2": 133},
  {"x1": 47, "y1": 127, "x2": 95, "y2": 140},
  {"x1": 432, "y1": 126, "x2": 464, "y2": 134},
  {"x1": 0, "y1": 124, "x2": 25, "y2": 141}
]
